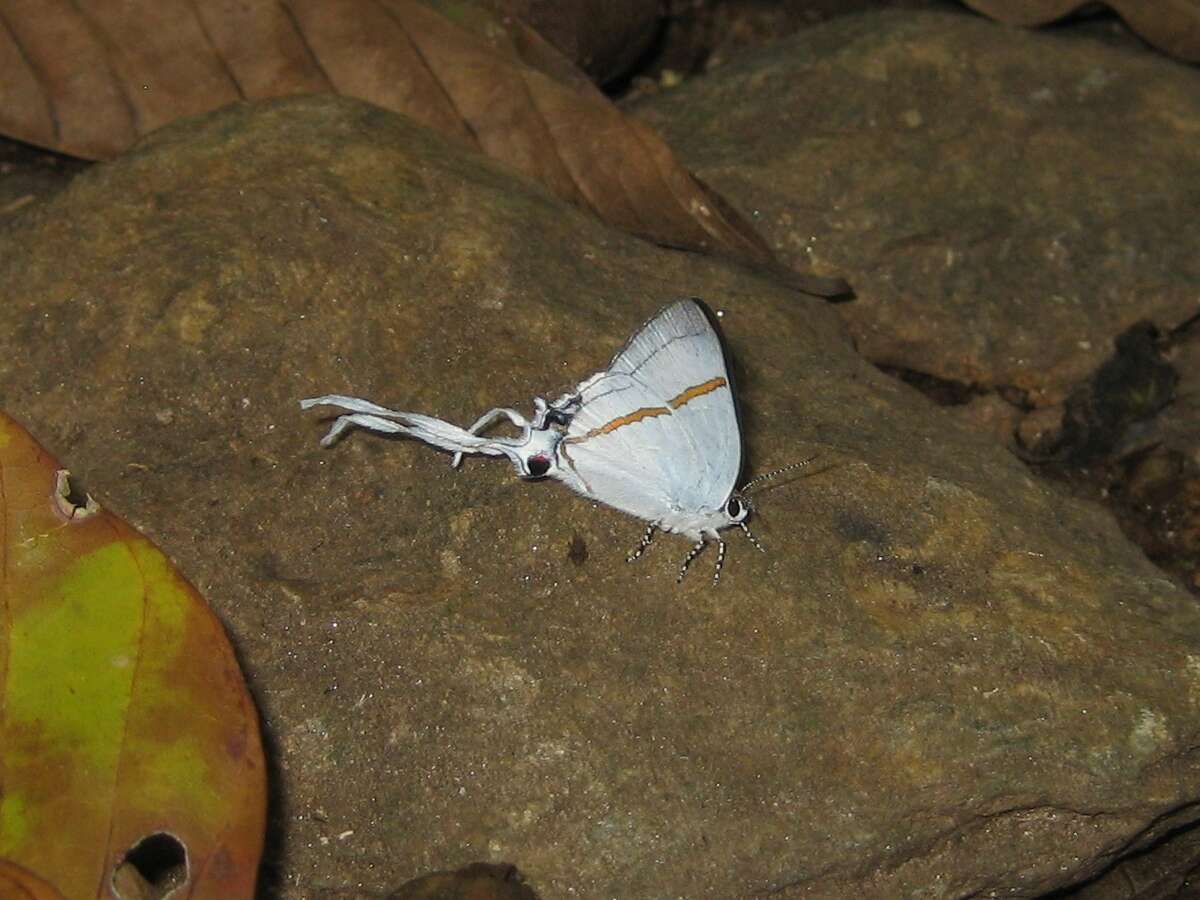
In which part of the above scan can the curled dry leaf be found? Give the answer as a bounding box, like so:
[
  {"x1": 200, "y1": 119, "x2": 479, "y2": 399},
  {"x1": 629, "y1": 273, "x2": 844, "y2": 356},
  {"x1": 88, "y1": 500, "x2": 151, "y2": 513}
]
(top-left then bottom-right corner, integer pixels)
[
  {"x1": 961, "y1": 0, "x2": 1200, "y2": 62},
  {"x1": 0, "y1": 413, "x2": 266, "y2": 898},
  {"x1": 0, "y1": 0, "x2": 845, "y2": 295}
]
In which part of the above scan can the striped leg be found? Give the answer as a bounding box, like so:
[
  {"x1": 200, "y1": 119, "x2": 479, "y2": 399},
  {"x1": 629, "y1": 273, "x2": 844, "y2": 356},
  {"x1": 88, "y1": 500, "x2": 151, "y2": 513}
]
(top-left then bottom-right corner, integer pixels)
[
  {"x1": 712, "y1": 537, "x2": 727, "y2": 585},
  {"x1": 677, "y1": 540, "x2": 707, "y2": 583},
  {"x1": 627, "y1": 524, "x2": 657, "y2": 563}
]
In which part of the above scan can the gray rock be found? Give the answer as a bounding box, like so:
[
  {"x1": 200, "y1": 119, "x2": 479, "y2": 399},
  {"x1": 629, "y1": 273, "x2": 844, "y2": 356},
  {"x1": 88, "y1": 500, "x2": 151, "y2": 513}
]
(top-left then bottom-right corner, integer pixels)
[
  {"x1": 1, "y1": 95, "x2": 1198, "y2": 898},
  {"x1": 631, "y1": 9, "x2": 1200, "y2": 405}
]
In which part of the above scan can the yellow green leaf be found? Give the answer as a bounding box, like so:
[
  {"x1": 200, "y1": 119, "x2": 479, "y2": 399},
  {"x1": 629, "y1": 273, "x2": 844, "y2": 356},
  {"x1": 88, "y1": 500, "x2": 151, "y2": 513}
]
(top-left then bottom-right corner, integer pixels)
[{"x1": 0, "y1": 412, "x2": 266, "y2": 898}]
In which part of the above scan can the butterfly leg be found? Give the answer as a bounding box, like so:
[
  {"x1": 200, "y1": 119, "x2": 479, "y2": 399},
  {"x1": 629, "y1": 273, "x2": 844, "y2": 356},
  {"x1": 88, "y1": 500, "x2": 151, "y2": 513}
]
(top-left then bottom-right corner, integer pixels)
[
  {"x1": 739, "y1": 521, "x2": 766, "y2": 553},
  {"x1": 627, "y1": 524, "x2": 657, "y2": 563},
  {"x1": 450, "y1": 407, "x2": 530, "y2": 468},
  {"x1": 711, "y1": 537, "x2": 730, "y2": 585},
  {"x1": 313, "y1": 413, "x2": 409, "y2": 447},
  {"x1": 676, "y1": 539, "x2": 708, "y2": 583}
]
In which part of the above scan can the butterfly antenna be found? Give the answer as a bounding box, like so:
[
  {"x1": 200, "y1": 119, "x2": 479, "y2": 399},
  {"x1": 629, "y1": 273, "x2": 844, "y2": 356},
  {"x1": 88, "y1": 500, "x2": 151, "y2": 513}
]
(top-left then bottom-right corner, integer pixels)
[{"x1": 742, "y1": 456, "x2": 819, "y2": 495}]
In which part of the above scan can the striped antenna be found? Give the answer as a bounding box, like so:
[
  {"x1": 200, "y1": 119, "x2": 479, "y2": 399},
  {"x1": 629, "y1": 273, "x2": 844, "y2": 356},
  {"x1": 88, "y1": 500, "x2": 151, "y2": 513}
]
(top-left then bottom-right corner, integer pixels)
[{"x1": 742, "y1": 457, "x2": 818, "y2": 495}]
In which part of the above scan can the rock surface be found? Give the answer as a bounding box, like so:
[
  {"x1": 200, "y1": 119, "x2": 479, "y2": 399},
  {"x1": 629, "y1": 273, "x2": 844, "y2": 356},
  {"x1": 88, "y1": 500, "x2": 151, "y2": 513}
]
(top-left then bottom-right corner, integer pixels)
[
  {"x1": 631, "y1": 8, "x2": 1200, "y2": 405},
  {"x1": 1, "y1": 96, "x2": 1199, "y2": 897}
]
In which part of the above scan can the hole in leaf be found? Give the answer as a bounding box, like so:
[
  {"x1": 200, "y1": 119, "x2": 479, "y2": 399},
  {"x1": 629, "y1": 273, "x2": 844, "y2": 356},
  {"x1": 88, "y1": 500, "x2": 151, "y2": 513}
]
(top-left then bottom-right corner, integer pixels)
[
  {"x1": 60, "y1": 473, "x2": 90, "y2": 508},
  {"x1": 52, "y1": 468, "x2": 100, "y2": 520},
  {"x1": 111, "y1": 832, "x2": 188, "y2": 900}
]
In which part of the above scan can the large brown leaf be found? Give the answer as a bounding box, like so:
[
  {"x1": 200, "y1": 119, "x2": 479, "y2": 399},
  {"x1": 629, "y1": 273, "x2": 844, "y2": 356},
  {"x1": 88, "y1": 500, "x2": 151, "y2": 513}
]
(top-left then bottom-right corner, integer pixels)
[
  {"x1": 962, "y1": 0, "x2": 1200, "y2": 62},
  {"x1": 0, "y1": 413, "x2": 266, "y2": 898},
  {"x1": 0, "y1": 0, "x2": 845, "y2": 295}
]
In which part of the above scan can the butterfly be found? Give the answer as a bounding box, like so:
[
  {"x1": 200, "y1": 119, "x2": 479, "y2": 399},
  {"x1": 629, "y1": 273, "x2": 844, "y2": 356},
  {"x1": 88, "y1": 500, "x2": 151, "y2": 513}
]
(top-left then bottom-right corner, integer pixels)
[{"x1": 302, "y1": 299, "x2": 805, "y2": 583}]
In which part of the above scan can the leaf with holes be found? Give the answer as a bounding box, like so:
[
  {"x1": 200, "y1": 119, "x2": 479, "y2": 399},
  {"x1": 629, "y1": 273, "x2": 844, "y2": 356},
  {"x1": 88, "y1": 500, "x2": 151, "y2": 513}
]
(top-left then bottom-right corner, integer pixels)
[
  {"x1": 0, "y1": 0, "x2": 845, "y2": 296},
  {"x1": 0, "y1": 413, "x2": 266, "y2": 898}
]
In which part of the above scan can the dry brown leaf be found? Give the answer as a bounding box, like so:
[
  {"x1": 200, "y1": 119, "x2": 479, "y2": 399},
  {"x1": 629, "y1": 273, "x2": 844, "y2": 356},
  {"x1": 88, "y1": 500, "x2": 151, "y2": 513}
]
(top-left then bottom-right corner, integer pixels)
[
  {"x1": 962, "y1": 0, "x2": 1200, "y2": 62},
  {"x1": 0, "y1": 0, "x2": 846, "y2": 295}
]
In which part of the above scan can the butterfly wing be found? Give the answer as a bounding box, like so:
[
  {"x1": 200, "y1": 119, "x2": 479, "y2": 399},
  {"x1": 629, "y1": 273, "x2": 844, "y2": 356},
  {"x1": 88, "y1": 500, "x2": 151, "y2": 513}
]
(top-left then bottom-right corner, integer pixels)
[
  {"x1": 554, "y1": 299, "x2": 743, "y2": 528},
  {"x1": 605, "y1": 299, "x2": 743, "y2": 508}
]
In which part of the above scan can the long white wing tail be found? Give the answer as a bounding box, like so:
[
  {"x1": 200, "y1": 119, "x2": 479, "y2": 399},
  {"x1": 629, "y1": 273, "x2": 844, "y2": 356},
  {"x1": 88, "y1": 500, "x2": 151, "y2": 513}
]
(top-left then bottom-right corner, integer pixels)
[{"x1": 300, "y1": 395, "x2": 511, "y2": 457}]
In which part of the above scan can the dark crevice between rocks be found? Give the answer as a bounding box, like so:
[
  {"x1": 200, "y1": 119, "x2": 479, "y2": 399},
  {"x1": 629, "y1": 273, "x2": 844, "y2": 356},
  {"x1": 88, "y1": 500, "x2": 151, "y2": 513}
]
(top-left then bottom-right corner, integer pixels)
[
  {"x1": 876, "y1": 319, "x2": 1198, "y2": 595},
  {"x1": 610, "y1": 0, "x2": 966, "y2": 102},
  {"x1": 874, "y1": 364, "x2": 987, "y2": 407},
  {"x1": 0, "y1": 134, "x2": 90, "y2": 228},
  {"x1": 1170, "y1": 307, "x2": 1200, "y2": 342},
  {"x1": 1098, "y1": 447, "x2": 1200, "y2": 595},
  {"x1": 601, "y1": 15, "x2": 672, "y2": 98},
  {"x1": 1020, "y1": 320, "x2": 1197, "y2": 595},
  {"x1": 1042, "y1": 805, "x2": 1200, "y2": 898},
  {"x1": 253, "y1": 683, "x2": 287, "y2": 900},
  {"x1": 1023, "y1": 322, "x2": 1178, "y2": 467}
]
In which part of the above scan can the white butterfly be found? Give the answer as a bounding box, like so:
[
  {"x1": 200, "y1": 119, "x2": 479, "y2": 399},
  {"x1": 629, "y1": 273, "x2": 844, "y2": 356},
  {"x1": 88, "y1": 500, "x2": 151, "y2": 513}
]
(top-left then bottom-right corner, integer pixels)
[{"x1": 302, "y1": 299, "x2": 800, "y2": 582}]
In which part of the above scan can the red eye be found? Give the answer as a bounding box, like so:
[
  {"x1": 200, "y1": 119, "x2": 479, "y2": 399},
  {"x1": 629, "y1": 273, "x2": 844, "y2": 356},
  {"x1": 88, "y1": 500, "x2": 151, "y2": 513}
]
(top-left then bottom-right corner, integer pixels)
[{"x1": 528, "y1": 455, "x2": 551, "y2": 477}]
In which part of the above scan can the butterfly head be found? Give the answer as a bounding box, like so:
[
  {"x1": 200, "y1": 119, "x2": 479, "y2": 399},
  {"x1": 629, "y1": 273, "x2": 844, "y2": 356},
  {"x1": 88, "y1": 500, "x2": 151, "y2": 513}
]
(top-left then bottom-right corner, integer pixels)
[
  {"x1": 721, "y1": 492, "x2": 751, "y2": 527},
  {"x1": 511, "y1": 424, "x2": 563, "y2": 480},
  {"x1": 659, "y1": 493, "x2": 751, "y2": 542},
  {"x1": 522, "y1": 452, "x2": 553, "y2": 478}
]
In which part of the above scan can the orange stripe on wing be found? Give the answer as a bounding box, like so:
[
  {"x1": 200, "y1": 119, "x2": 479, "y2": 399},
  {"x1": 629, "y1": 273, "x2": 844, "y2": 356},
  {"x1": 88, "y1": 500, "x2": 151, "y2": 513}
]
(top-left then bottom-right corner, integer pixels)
[
  {"x1": 563, "y1": 376, "x2": 728, "y2": 445},
  {"x1": 564, "y1": 405, "x2": 670, "y2": 444},
  {"x1": 668, "y1": 376, "x2": 727, "y2": 409}
]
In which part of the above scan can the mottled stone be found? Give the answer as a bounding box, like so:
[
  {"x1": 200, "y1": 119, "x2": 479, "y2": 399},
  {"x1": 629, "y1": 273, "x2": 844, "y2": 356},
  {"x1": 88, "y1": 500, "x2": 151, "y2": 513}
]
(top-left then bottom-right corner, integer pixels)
[
  {"x1": 1, "y1": 95, "x2": 1198, "y2": 898},
  {"x1": 631, "y1": 9, "x2": 1200, "y2": 404},
  {"x1": 953, "y1": 393, "x2": 1022, "y2": 449}
]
